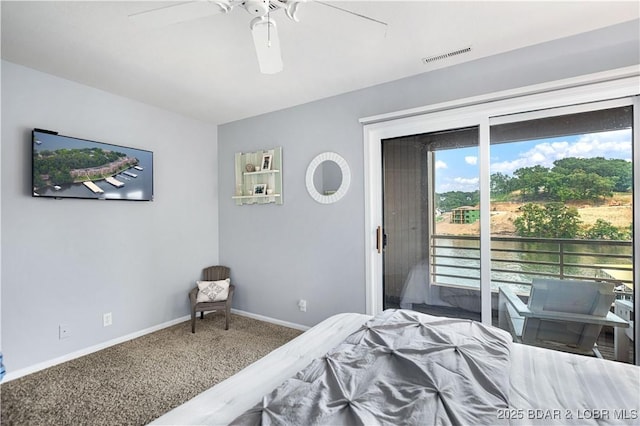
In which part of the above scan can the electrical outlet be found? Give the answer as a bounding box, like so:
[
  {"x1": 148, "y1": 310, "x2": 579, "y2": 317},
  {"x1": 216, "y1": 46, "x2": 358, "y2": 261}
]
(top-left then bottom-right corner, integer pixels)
[
  {"x1": 59, "y1": 324, "x2": 71, "y2": 339},
  {"x1": 103, "y1": 312, "x2": 113, "y2": 327},
  {"x1": 298, "y1": 299, "x2": 307, "y2": 312}
]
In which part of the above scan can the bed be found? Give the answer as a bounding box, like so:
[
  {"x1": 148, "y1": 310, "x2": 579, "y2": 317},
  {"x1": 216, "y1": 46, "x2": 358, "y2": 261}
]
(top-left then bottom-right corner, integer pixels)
[{"x1": 152, "y1": 310, "x2": 639, "y2": 425}]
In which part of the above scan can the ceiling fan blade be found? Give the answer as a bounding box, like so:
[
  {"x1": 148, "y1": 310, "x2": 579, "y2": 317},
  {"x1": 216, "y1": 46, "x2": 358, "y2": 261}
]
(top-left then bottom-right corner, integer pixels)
[
  {"x1": 270, "y1": 0, "x2": 306, "y2": 22},
  {"x1": 129, "y1": 1, "x2": 230, "y2": 28},
  {"x1": 314, "y1": 1, "x2": 387, "y2": 28},
  {"x1": 250, "y1": 18, "x2": 283, "y2": 74}
]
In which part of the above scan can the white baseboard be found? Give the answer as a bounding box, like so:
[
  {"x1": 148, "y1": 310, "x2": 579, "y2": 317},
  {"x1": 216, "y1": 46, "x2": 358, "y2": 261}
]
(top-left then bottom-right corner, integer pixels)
[
  {"x1": 2, "y1": 310, "x2": 307, "y2": 383},
  {"x1": 231, "y1": 308, "x2": 310, "y2": 332},
  {"x1": 2, "y1": 315, "x2": 190, "y2": 383}
]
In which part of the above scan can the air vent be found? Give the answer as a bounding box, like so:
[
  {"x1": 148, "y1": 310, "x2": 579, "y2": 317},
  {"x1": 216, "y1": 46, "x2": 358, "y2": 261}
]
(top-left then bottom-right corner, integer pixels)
[
  {"x1": 268, "y1": 1, "x2": 278, "y2": 11},
  {"x1": 422, "y1": 46, "x2": 472, "y2": 65}
]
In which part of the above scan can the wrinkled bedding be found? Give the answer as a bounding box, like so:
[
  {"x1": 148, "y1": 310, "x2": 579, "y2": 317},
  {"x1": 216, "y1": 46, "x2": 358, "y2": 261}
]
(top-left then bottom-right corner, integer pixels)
[{"x1": 231, "y1": 309, "x2": 513, "y2": 425}]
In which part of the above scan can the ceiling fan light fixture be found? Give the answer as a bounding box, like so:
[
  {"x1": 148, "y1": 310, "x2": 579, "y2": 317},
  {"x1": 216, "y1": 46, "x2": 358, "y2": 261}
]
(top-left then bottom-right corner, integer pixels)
[
  {"x1": 244, "y1": 0, "x2": 270, "y2": 17},
  {"x1": 250, "y1": 17, "x2": 283, "y2": 74}
]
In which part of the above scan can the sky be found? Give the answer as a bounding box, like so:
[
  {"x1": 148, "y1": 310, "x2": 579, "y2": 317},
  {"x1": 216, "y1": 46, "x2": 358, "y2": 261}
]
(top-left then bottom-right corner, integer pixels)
[{"x1": 435, "y1": 129, "x2": 633, "y2": 193}]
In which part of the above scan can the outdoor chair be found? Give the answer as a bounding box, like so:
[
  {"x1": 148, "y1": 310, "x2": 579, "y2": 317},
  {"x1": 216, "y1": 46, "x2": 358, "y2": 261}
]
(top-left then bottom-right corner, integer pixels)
[{"x1": 498, "y1": 278, "x2": 628, "y2": 357}]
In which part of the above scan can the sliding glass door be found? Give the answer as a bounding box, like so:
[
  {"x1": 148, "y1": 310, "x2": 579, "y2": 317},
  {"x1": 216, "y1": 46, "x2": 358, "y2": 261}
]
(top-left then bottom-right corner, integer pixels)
[
  {"x1": 382, "y1": 127, "x2": 482, "y2": 321},
  {"x1": 376, "y1": 98, "x2": 636, "y2": 364}
]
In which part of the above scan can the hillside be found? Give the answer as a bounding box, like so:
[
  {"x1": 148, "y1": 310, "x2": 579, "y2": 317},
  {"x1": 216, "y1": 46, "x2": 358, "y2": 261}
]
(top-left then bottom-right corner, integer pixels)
[{"x1": 435, "y1": 194, "x2": 632, "y2": 236}]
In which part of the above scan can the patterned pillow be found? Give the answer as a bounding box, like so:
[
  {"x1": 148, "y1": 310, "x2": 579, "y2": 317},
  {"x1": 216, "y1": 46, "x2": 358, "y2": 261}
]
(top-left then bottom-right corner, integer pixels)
[{"x1": 196, "y1": 278, "x2": 230, "y2": 303}]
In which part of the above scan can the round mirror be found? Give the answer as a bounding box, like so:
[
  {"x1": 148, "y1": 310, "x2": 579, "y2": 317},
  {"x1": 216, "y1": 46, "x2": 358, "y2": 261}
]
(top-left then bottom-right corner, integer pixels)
[
  {"x1": 306, "y1": 152, "x2": 351, "y2": 204},
  {"x1": 313, "y1": 160, "x2": 342, "y2": 196}
]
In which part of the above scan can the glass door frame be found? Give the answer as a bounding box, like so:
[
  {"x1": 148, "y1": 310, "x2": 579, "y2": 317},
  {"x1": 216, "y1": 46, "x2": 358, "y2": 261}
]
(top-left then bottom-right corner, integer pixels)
[{"x1": 362, "y1": 67, "x2": 639, "y2": 363}]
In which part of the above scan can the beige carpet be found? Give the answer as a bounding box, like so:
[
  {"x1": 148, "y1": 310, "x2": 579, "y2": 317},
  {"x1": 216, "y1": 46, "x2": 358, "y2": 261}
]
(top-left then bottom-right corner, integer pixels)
[{"x1": 0, "y1": 313, "x2": 302, "y2": 426}]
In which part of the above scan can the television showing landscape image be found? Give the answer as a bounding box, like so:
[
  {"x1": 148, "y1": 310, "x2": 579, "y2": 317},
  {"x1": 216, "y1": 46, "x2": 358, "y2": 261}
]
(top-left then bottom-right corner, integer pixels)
[{"x1": 32, "y1": 129, "x2": 154, "y2": 201}]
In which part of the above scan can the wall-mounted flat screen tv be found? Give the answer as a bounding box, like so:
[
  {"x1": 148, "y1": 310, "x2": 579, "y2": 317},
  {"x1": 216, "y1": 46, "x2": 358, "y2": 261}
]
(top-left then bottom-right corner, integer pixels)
[{"x1": 32, "y1": 129, "x2": 154, "y2": 201}]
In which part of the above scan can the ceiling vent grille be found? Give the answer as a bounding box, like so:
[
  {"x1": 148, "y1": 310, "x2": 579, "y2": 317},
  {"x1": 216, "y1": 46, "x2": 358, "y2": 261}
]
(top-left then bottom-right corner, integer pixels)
[{"x1": 422, "y1": 46, "x2": 472, "y2": 64}]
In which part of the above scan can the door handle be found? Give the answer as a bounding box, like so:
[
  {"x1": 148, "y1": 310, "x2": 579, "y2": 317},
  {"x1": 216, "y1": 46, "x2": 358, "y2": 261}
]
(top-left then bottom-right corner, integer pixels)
[{"x1": 376, "y1": 226, "x2": 383, "y2": 254}]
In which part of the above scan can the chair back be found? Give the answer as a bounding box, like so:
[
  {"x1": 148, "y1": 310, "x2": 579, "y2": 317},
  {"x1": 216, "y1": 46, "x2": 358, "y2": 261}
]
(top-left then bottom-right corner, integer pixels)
[
  {"x1": 522, "y1": 279, "x2": 615, "y2": 352},
  {"x1": 528, "y1": 278, "x2": 614, "y2": 315},
  {"x1": 202, "y1": 265, "x2": 230, "y2": 281}
]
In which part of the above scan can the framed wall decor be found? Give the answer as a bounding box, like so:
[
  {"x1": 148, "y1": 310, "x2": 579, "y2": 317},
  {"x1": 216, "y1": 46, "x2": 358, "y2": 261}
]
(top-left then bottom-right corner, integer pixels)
[
  {"x1": 261, "y1": 153, "x2": 273, "y2": 171},
  {"x1": 253, "y1": 183, "x2": 267, "y2": 195}
]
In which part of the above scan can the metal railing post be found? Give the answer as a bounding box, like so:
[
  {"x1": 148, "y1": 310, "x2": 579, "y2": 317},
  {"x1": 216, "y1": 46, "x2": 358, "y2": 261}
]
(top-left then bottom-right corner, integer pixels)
[{"x1": 559, "y1": 241, "x2": 565, "y2": 279}]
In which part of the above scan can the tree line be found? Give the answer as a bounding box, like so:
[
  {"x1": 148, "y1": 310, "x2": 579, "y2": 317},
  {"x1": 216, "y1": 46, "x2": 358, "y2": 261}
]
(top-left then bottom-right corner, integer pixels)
[{"x1": 491, "y1": 157, "x2": 631, "y2": 202}]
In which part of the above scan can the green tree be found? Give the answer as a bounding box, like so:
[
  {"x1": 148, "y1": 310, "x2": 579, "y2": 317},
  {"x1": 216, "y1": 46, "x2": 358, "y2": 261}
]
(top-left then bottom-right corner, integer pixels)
[
  {"x1": 583, "y1": 219, "x2": 629, "y2": 240},
  {"x1": 490, "y1": 172, "x2": 515, "y2": 197},
  {"x1": 50, "y1": 169, "x2": 73, "y2": 185},
  {"x1": 513, "y1": 165, "x2": 549, "y2": 200},
  {"x1": 513, "y1": 204, "x2": 547, "y2": 237},
  {"x1": 551, "y1": 170, "x2": 615, "y2": 202},
  {"x1": 553, "y1": 157, "x2": 631, "y2": 192},
  {"x1": 514, "y1": 202, "x2": 582, "y2": 238},
  {"x1": 541, "y1": 170, "x2": 566, "y2": 200}
]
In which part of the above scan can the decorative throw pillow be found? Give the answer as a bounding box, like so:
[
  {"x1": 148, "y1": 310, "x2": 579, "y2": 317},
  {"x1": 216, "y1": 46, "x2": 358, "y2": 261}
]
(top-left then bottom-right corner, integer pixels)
[{"x1": 196, "y1": 278, "x2": 230, "y2": 303}]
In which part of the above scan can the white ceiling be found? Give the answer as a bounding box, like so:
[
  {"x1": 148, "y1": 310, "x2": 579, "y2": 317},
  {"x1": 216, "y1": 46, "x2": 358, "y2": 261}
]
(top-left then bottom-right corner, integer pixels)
[{"x1": 2, "y1": 1, "x2": 639, "y2": 124}]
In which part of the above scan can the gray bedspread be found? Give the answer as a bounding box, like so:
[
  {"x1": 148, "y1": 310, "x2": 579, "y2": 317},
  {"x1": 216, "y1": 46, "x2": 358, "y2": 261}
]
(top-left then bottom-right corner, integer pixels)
[{"x1": 231, "y1": 309, "x2": 513, "y2": 425}]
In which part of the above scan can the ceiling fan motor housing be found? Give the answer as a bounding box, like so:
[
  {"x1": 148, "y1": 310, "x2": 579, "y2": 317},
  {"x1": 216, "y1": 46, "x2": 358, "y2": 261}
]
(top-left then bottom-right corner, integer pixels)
[{"x1": 244, "y1": 0, "x2": 270, "y2": 17}]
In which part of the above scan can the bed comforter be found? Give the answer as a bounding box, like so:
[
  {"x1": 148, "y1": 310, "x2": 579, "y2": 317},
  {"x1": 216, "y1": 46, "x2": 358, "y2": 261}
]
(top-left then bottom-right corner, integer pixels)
[{"x1": 231, "y1": 309, "x2": 513, "y2": 425}]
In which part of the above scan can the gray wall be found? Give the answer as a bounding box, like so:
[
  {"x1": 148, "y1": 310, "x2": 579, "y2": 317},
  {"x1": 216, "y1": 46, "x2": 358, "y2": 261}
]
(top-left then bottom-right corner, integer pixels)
[
  {"x1": 2, "y1": 18, "x2": 638, "y2": 376},
  {"x1": 1, "y1": 61, "x2": 219, "y2": 374},
  {"x1": 218, "y1": 20, "x2": 640, "y2": 327}
]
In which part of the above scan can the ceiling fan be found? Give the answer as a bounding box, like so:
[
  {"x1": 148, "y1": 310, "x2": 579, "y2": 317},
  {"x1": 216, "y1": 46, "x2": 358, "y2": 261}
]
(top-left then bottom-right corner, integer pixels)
[{"x1": 129, "y1": 0, "x2": 385, "y2": 74}]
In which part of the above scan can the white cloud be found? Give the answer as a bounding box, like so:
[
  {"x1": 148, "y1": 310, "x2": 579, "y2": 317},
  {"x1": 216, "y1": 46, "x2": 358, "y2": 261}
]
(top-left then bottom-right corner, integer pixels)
[
  {"x1": 435, "y1": 160, "x2": 447, "y2": 169},
  {"x1": 465, "y1": 156, "x2": 478, "y2": 165},
  {"x1": 490, "y1": 157, "x2": 530, "y2": 174},
  {"x1": 490, "y1": 129, "x2": 631, "y2": 175},
  {"x1": 437, "y1": 176, "x2": 479, "y2": 193},
  {"x1": 454, "y1": 177, "x2": 479, "y2": 185}
]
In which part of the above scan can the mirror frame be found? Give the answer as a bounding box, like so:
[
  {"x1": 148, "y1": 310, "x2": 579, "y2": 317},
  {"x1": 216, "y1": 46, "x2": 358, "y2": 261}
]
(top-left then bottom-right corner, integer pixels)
[{"x1": 305, "y1": 152, "x2": 351, "y2": 204}]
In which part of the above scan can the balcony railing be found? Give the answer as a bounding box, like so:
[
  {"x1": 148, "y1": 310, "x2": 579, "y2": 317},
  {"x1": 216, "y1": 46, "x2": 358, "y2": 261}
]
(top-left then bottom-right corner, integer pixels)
[{"x1": 431, "y1": 235, "x2": 633, "y2": 296}]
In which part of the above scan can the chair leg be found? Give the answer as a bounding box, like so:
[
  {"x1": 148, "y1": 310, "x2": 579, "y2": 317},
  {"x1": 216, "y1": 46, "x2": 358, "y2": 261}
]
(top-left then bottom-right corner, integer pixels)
[
  {"x1": 593, "y1": 346, "x2": 603, "y2": 359},
  {"x1": 191, "y1": 310, "x2": 196, "y2": 334},
  {"x1": 225, "y1": 305, "x2": 230, "y2": 330}
]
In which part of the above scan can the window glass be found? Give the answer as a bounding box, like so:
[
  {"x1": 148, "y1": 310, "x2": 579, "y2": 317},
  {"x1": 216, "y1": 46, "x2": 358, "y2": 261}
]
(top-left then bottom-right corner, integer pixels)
[
  {"x1": 382, "y1": 127, "x2": 481, "y2": 321},
  {"x1": 492, "y1": 106, "x2": 634, "y2": 363}
]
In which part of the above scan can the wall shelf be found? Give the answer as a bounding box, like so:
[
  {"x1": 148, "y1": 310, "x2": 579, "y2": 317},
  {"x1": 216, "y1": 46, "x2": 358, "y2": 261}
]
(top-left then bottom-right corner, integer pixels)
[
  {"x1": 234, "y1": 147, "x2": 283, "y2": 205},
  {"x1": 232, "y1": 194, "x2": 282, "y2": 199},
  {"x1": 243, "y1": 170, "x2": 280, "y2": 176}
]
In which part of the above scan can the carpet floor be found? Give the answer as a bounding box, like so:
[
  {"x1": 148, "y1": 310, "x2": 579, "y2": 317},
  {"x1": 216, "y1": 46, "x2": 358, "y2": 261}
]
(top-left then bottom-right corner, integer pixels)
[{"x1": 0, "y1": 313, "x2": 302, "y2": 426}]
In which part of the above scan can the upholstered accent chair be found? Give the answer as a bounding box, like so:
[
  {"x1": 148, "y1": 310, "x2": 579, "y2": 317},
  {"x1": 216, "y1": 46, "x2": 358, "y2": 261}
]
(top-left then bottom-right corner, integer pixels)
[{"x1": 189, "y1": 265, "x2": 235, "y2": 333}]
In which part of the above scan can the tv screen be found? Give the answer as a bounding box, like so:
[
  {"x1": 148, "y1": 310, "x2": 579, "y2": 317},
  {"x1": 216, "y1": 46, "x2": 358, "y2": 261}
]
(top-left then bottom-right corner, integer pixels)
[{"x1": 32, "y1": 129, "x2": 154, "y2": 201}]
